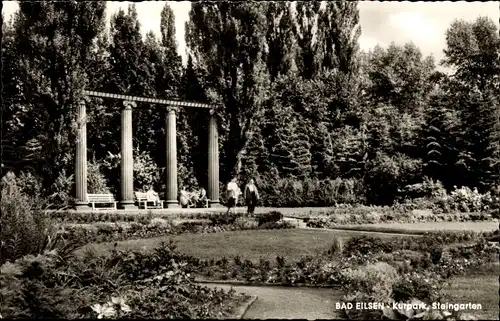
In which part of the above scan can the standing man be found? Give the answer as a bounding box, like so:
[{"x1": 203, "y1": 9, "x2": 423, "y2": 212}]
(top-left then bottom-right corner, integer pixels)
[
  {"x1": 226, "y1": 177, "x2": 241, "y2": 215},
  {"x1": 244, "y1": 178, "x2": 259, "y2": 216}
]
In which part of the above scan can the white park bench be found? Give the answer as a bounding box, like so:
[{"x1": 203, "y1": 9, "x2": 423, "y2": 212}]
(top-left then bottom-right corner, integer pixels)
[
  {"x1": 135, "y1": 191, "x2": 164, "y2": 210},
  {"x1": 88, "y1": 193, "x2": 118, "y2": 211}
]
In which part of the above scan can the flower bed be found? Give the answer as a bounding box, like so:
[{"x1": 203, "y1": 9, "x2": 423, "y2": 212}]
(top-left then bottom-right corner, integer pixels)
[
  {"x1": 49, "y1": 210, "x2": 231, "y2": 224},
  {"x1": 0, "y1": 242, "x2": 248, "y2": 319},
  {"x1": 55, "y1": 212, "x2": 294, "y2": 248},
  {"x1": 184, "y1": 230, "x2": 498, "y2": 320},
  {"x1": 188, "y1": 230, "x2": 499, "y2": 285},
  {"x1": 304, "y1": 209, "x2": 496, "y2": 228}
]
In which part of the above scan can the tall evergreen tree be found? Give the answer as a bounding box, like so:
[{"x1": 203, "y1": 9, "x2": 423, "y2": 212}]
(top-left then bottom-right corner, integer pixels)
[
  {"x1": 159, "y1": 3, "x2": 183, "y2": 98},
  {"x1": 5, "y1": 1, "x2": 106, "y2": 192},
  {"x1": 141, "y1": 31, "x2": 168, "y2": 166},
  {"x1": 1, "y1": 13, "x2": 23, "y2": 174},
  {"x1": 318, "y1": 0, "x2": 361, "y2": 75},
  {"x1": 270, "y1": 105, "x2": 312, "y2": 179},
  {"x1": 180, "y1": 55, "x2": 210, "y2": 188},
  {"x1": 293, "y1": 1, "x2": 322, "y2": 80},
  {"x1": 186, "y1": 2, "x2": 270, "y2": 182},
  {"x1": 458, "y1": 90, "x2": 500, "y2": 190},
  {"x1": 106, "y1": 5, "x2": 150, "y2": 96},
  {"x1": 96, "y1": 5, "x2": 146, "y2": 168},
  {"x1": 420, "y1": 88, "x2": 460, "y2": 188},
  {"x1": 265, "y1": 2, "x2": 297, "y2": 82},
  {"x1": 443, "y1": 17, "x2": 500, "y2": 191},
  {"x1": 159, "y1": 3, "x2": 198, "y2": 188}
]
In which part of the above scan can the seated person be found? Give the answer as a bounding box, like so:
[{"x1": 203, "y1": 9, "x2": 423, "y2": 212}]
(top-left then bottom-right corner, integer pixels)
[
  {"x1": 197, "y1": 187, "x2": 208, "y2": 207},
  {"x1": 146, "y1": 187, "x2": 161, "y2": 207},
  {"x1": 179, "y1": 189, "x2": 190, "y2": 208}
]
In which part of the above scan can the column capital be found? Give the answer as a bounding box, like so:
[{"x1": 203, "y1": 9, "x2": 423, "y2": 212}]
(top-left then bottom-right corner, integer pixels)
[
  {"x1": 79, "y1": 94, "x2": 91, "y2": 105},
  {"x1": 167, "y1": 105, "x2": 177, "y2": 113},
  {"x1": 123, "y1": 100, "x2": 137, "y2": 110},
  {"x1": 209, "y1": 109, "x2": 215, "y2": 116}
]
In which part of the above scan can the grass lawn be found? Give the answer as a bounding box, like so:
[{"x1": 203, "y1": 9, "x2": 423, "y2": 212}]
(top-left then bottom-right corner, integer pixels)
[
  {"x1": 73, "y1": 226, "x2": 498, "y2": 320},
  {"x1": 76, "y1": 228, "x2": 415, "y2": 263},
  {"x1": 443, "y1": 262, "x2": 500, "y2": 320}
]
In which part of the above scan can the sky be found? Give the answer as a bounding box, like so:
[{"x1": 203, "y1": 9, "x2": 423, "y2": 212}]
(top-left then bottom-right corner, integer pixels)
[{"x1": 3, "y1": 1, "x2": 499, "y2": 68}]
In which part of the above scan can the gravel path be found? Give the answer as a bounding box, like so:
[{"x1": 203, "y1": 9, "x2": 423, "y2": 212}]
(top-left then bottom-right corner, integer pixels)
[{"x1": 201, "y1": 283, "x2": 344, "y2": 320}]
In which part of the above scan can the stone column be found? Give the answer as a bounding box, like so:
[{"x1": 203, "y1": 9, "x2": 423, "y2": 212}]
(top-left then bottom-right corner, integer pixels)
[
  {"x1": 165, "y1": 106, "x2": 180, "y2": 208},
  {"x1": 120, "y1": 100, "x2": 137, "y2": 210},
  {"x1": 75, "y1": 100, "x2": 89, "y2": 211},
  {"x1": 208, "y1": 109, "x2": 221, "y2": 207}
]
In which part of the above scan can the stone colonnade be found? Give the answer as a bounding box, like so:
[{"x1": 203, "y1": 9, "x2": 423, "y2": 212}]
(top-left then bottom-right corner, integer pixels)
[{"x1": 75, "y1": 92, "x2": 220, "y2": 210}]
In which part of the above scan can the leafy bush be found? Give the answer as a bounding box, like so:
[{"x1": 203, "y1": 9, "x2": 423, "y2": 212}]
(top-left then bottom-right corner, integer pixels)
[
  {"x1": 133, "y1": 149, "x2": 161, "y2": 192},
  {"x1": 255, "y1": 211, "x2": 283, "y2": 226},
  {"x1": 400, "y1": 184, "x2": 499, "y2": 214},
  {"x1": 99, "y1": 150, "x2": 161, "y2": 195},
  {"x1": 392, "y1": 271, "x2": 444, "y2": 303},
  {"x1": 0, "y1": 253, "x2": 81, "y2": 318},
  {"x1": 343, "y1": 236, "x2": 396, "y2": 256},
  {"x1": 341, "y1": 262, "x2": 400, "y2": 303},
  {"x1": 47, "y1": 169, "x2": 75, "y2": 208},
  {"x1": 402, "y1": 177, "x2": 447, "y2": 200},
  {"x1": 447, "y1": 186, "x2": 495, "y2": 212},
  {"x1": 254, "y1": 176, "x2": 365, "y2": 207},
  {"x1": 87, "y1": 159, "x2": 110, "y2": 194},
  {"x1": 329, "y1": 236, "x2": 344, "y2": 255},
  {"x1": 341, "y1": 231, "x2": 497, "y2": 263},
  {"x1": 305, "y1": 205, "x2": 496, "y2": 227},
  {"x1": 364, "y1": 152, "x2": 423, "y2": 206},
  {"x1": 209, "y1": 212, "x2": 240, "y2": 225},
  {"x1": 0, "y1": 242, "x2": 242, "y2": 319},
  {"x1": 1, "y1": 172, "x2": 80, "y2": 265}
]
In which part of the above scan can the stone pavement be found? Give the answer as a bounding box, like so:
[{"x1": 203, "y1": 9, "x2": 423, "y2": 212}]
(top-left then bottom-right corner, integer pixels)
[{"x1": 201, "y1": 283, "x2": 344, "y2": 320}]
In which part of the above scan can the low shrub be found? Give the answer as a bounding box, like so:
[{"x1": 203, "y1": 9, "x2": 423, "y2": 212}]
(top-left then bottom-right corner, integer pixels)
[
  {"x1": 329, "y1": 236, "x2": 344, "y2": 255},
  {"x1": 254, "y1": 176, "x2": 365, "y2": 207},
  {"x1": 340, "y1": 262, "x2": 400, "y2": 320},
  {"x1": 392, "y1": 270, "x2": 445, "y2": 303},
  {"x1": 399, "y1": 184, "x2": 499, "y2": 215},
  {"x1": 47, "y1": 169, "x2": 76, "y2": 209},
  {"x1": 255, "y1": 211, "x2": 283, "y2": 226},
  {"x1": 1, "y1": 172, "x2": 80, "y2": 265},
  {"x1": 306, "y1": 209, "x2": 496, "y2": 227},
  {"x1": 343, "y1": 236, "x2": 396, "y2": 257},
  {"x1": 0, "y1": 242, "x2": 244, "y2": 319},
  {"x1": 208, "y1": 213, "x2": 240, "y2": 226},
  {"x1": 342, "y1": 231, "x2": 497, "y2": 260},
  {"x1": 87, "y1": 160, "x2": 110, "y2": 194}
]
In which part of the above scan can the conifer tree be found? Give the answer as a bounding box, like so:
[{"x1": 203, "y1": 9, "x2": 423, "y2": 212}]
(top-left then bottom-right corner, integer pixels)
[
  {"x1": 265, "y1": 2, "x2": 297, "y2": 82},
  {"x1": 294, "y1": 1, "x2": 322, "y2": 80},
  {"x1": 5, "y1": 1, "x2": 106, "y2": 191},
  {"x1": 186, "y1": 2, "x2": 270, "y2": 182}
]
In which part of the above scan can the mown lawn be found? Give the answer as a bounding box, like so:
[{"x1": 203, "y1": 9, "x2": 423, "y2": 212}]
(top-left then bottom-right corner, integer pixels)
[
  {"x1": 74, "y1": 227, "x2": 498, "y2": 320},
  {"x1": 76, "y1": 228, "x2": 414, "y2": 263},
  {"x1": 443, "y1": 262, "x2": 500, "y2": 320}
]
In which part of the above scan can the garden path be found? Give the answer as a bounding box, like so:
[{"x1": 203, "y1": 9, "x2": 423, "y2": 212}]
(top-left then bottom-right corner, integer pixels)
[{"x1": 200, "y1": 283, "x2": 344, "y2": 319}]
